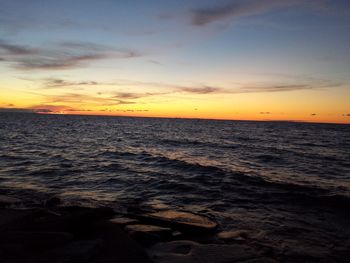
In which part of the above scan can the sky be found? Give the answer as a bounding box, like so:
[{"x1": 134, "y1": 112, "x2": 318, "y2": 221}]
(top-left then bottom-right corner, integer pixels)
[{"x1": 0, "y1": 0, "x2": 350, "y2": 123}]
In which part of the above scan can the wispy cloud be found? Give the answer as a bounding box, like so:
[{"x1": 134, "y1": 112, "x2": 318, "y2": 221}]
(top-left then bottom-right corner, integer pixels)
[
  {"x1": 43, "y1": 92, "x2": 136, "y2": 106},
  {"x1": 43, "y1": 78, "x2": 99, "y2": 88},
  {"x1": 190, "y1": 0, "x2": 322, "y2": 26},
  {"x1": 114, "y1": 91, "x2": 169, "y2": 100},
  {"x1": 0, "y1": 40, "x2": 142, "y2": 70},
  {"x1": 15, "y1": 54, "x2": 107, "y2": 70},
  {"x1": 178, "y1": 86, "x2": 222, "y2": 94},
  {"x1": 0, "y1": 41, "x2": 36, "y2": 55},
  {"x1": 237, "y1": 84, "x2": 311, "y2": 93}
]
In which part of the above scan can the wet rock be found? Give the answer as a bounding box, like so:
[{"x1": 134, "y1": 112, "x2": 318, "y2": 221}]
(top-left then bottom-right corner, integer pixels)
[
  {"x1": 0, "y1": 206, "x2": 153, "y2": 263},
  {"x1": 217, "y1": 230, "x2": 249, "y2": 241},
  {"x1": 109, "y1": 216, "x2": 139, "y2": 226},
  {"x1": 283, "y1": 245, "x2": 331, "y2": 262},
  {"x1": 149, "y1": 240, "x2": 259, "y2": 263},
  {"x1": 172, "y1": 231, "x2": 183, "y2": 238},
  {"x1": 125, "y1": 224, "x2": 172, "y2": 245},
  {"x1": 142, "y1": 210, "x2": 217, "y2": 233},
  {"x1": 0, "y1": 195, "x2": 22, "y2": 207},
  {"x1": 126, "y1": 224, "x2": 172, "y2": 235}
]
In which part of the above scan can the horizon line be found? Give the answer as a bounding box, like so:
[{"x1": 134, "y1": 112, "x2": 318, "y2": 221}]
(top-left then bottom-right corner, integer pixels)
[{"x1": 1, "y1": 111, "x2": 349, "y2": 125}]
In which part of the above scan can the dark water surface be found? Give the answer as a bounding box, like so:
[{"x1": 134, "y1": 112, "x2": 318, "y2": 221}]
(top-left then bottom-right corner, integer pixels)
[{"x1": 1, "y1": 113, "x2": 350, "y2": 258}]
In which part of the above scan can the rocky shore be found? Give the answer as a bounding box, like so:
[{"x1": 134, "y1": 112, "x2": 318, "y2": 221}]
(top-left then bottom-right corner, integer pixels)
[{"x1": 1, "y1": 193, "x2": 349, "y2": 263}]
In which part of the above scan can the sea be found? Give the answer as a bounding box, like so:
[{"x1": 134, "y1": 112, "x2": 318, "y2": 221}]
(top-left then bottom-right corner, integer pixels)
[{"x1": 0, "y1": 112, "x2": 349, "y2": 256}]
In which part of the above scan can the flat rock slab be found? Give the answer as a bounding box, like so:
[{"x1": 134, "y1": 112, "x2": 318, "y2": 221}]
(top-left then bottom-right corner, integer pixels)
[
  {"x1": 149, "y1": 240, "x2": 261, "y2": 263},
  {"x1": 125, "y1": 224, "x2": 173, "y2": 246},
  {"x1": 217, "y1": 230, "x2": 249, "y2": 241},
  {"x1": 126, "y1": 224, "x2": 172, "y2": 233},
  {"x1": 0, "y1": 195, "x2": 22, "y2": 207},
  {"x1": 109, "y1": 217, "x2": 139, "y2": 226},
  {"x1": 145, "y1": 211, "x2": 217, "y2": 232}
]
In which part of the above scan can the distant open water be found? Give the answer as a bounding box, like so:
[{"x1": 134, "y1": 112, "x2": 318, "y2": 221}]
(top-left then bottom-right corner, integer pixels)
[{"x1": 1, "y1": 113, "x2": 350, "y2": 247}]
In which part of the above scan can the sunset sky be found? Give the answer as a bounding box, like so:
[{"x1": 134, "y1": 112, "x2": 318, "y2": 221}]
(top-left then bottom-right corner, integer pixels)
[{"x1": 0, "y1": 0, "x2": 349, "y2": 123}]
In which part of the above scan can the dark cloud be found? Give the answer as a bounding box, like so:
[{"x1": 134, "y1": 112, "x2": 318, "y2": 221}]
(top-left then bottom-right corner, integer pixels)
[
  {"x1": 179, "y1": 86, "x2": 222, "y2": 94},
  {"x1": 190, "y1": 0, "x2": 319, "y2": 26},
  {"x1": 192, "y1": 3, "x2": 238, "y2": 26},
  {"x1": 238, "y1": 84, "x2": 311, "y2": 93},
  {"x1": 59, "y1": 41, "x2": 106, "y2": 51},
  {"x1": 0, "y1": 41, "x2": 36, "y2": 55},
  {"x1": 114, "y1": 92, "x2": 167, "y2": 100},
  {"x1": 114, "y1": 92, "x2": 145, "y2": 99},
  {"x1": 311, "y1": 113, "x2": 317, "y2": 116},
  {"x1": 0, "y1": 108, "x2": 34, "y2": 113},
  {"x1": 115, "y1": 100, "x2": 136, "y2": 105},
  {"x1": 33, "y1": 108, "x2": 53, "y2": 113},
  {"x1": 43, "y1": 92, "x2": 136, "y2": 106},
  {"x1": 43, "y1": 78, "x2": 99, "y2": 88},
  {"x1": 343, "y1": 114, "x2": 350, "y2": 117},
  {"x1": 15, "y1": 54, "x2": 107, "y2": 70},
  {"x1": 191, "y1": 0, "x2": 286, "y2": 26},
  {"x1": 0, "y1": 40, "x2": 142, "y2": 71}
]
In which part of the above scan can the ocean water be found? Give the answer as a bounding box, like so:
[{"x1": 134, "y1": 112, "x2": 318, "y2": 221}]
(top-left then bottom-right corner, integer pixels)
[{"x1": 1, "y1": 112, "x2": 350, "y2": 255}]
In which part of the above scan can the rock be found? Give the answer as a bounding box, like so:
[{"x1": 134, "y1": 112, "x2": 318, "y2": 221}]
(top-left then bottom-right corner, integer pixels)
[
  {"x1": 242, "y1": 258, "x2": 278, "y2": 263},
  {"x1": 60, "y1": 206, "x2": 115, "y2": 236},
  {"x1": 125, "y1": 224, "x2": 172, "y2": 234},
  {"x1": 125, "y1": 224, "x2": 172, "y2": 245},
  {"x1": 217, "y1": 230, "x2": 249, "y2": 241},
  {"x1": 1, "y1": 231, "x2": 74, "y2": 251},
  {"x1": 149, "y1": 240, "x2": 259, "y2": 263},
  {"x1": 109, "y1": 216, "x2": 139, "y2": 226},
  {"x1": 0, "y1": 206, "x2": 153, "y2": 263},
  {"x1": 45, "y1": 197, "x2": 61, "y2": 209},
  {"x1": 0, "y1": 208, "x2": 31, "y2": 227},
  {"x1": 283, "y1": 245, "x2": 331, "y2": 262},
  {"x1": 43, "y1": 240, "x2": 101, "y2": 263},
  {"x1": 0, "y1": 195, "x2": 22, "y2": 207},
  {"x1": 141, "y1": 210, "x2": 217, "y2": 233},
  {"x1": 172, "y1": 231, "x2": 183, "y2": 238}
]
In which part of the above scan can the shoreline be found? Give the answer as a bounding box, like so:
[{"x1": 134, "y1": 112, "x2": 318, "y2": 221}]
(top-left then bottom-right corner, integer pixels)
[{"x1": 1, "y1": 190, "x2": 350, "y2": 262}]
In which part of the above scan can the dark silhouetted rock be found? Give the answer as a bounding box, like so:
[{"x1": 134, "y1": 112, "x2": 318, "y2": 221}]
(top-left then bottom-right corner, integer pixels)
[
  {"x1": 0, "y1": 206, "x2": 153, "y2": 263},
  {"x1": 0, "y1": 208, "x2": 31, "y2": 227},
  {"x1": 0, "y1": 195, "x2": 22, "y2": 207},
  {"x1": 149, "y1": 240, "x2": 260, "y2": 263},
  {"x1": 137, "y1": 210, "x2": 217, "y2": 233},
  {"x1": 44, "y1": 240, "x2": 102, "y2": 263},
  {"x1": 45, "y1": 197, "x2": 61, "y2": 209},
  {"x1": 109, "y1": 216, "x2": 139, "y2": 226},
  {"x1": 3, "y1": 231, "x2": 74, "y2": 250},
  {"x1": 125, "y1": 224, "x2": 172, "y2": 245}
]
